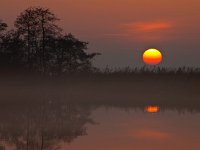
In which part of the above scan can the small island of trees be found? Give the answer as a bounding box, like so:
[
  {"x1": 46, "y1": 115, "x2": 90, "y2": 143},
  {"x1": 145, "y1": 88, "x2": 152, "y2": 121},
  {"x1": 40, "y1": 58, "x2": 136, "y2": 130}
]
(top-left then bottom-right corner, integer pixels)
[{"x1": 0, "y1": 7, "x2": 100, "y2": 76}]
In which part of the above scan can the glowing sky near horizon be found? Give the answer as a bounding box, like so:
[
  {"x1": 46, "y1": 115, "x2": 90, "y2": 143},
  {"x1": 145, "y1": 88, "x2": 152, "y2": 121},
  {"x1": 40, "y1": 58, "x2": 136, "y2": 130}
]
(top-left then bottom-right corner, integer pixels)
[{"x1": 0, "y1": 0, "x2": 200, "y2": 68}]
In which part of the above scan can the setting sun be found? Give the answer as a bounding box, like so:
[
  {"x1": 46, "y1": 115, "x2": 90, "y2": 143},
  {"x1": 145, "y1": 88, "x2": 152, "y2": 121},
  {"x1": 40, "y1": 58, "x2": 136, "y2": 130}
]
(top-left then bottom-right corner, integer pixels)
[{"x1": 143, "y1": 48, "x2": 162, "y2": 65}]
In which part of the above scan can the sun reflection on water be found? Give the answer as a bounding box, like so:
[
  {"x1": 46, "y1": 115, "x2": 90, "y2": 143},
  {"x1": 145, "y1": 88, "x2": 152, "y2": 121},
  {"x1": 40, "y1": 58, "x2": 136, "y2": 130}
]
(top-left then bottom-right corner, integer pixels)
[{"x1": 145, "y1": 105, "x2": 160, "y2": 113}]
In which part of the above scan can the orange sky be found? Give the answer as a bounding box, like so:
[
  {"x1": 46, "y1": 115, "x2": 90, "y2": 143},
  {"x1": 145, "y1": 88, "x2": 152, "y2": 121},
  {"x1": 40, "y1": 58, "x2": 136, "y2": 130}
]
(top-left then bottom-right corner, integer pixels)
[{"x1": 1, "y1": 0, "x2": 200, "y2": 67}]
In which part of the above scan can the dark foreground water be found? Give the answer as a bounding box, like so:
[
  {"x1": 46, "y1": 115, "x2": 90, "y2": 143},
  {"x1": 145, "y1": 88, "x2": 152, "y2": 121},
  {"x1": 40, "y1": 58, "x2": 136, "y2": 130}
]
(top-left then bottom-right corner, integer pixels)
[
  {"x1": 0, "y1": 76, "x2": 200, "y2": 150},
  {"x1": 0, "y1": 102, "x2": 200, "y2": 150}
]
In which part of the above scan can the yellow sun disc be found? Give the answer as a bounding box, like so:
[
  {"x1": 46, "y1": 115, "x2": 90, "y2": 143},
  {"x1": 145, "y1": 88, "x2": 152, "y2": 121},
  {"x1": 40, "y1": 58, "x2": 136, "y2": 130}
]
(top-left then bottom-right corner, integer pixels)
[{"x1": 143, "y1": 48, "x2": 162, "y2": 65}]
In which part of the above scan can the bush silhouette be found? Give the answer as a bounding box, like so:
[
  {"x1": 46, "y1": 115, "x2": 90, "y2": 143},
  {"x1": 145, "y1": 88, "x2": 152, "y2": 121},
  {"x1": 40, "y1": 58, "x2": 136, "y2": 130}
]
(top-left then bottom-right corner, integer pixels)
[{"x1": 0, "y1": 7, "x2": 100, "y2": 75}]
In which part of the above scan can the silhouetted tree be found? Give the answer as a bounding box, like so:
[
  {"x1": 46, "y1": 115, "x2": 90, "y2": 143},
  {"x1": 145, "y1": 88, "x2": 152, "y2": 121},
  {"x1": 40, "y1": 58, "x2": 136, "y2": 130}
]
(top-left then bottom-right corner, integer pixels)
[
  {"x1": 0, "y1": 20, "x2": 7, "y2": 46},
  {"x1": 0, "y1": 20, "x2": 7, "y2": 33},
  {"x1": 0, "y1": 30, "x2": 25, "y2": 68},
  {"x1": 15, "y1": 7, "x2": 62, "y2": 73},
  {"x1": 0, "y1": 7, "x2": 100, "y2": 75},
  {"x1": 47, "y1": 33, "x2": 100, "y2": 74},
  {"x1": 0, "y1": 20, "x2": 14, "y2": 68},
  {"x1": 14, "y1": 8, "x2": 38, "y2": 69}
]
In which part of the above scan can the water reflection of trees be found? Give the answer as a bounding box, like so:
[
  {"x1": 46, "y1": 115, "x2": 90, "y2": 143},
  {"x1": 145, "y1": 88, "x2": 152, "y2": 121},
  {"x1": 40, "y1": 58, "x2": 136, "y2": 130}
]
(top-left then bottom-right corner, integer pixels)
[{"x1": 0, "y1": 100, "x2": 95, "y2": 150}]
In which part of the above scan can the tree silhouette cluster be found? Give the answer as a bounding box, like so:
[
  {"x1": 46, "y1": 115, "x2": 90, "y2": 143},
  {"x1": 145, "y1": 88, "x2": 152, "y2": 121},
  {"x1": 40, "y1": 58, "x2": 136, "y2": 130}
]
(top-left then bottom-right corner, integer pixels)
[{"x1": 0, "y1": 7, "x2": 100, "y2": 75}]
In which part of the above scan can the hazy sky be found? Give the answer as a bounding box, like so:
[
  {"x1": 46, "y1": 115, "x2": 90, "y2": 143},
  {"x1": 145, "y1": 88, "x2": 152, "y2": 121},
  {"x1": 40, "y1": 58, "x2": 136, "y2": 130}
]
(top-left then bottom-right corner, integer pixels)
[{"x1": 1, "y1": 0, "x2": 200, "y2": 68}]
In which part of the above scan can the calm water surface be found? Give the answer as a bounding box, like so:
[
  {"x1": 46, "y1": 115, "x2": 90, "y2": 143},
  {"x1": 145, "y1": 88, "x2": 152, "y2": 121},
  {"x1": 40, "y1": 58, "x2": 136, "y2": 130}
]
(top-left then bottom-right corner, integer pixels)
[
  {"x1": 63, "y1": 107, "x2": 200, "y2": 150},
  {"x1": 0, "y1": 102, "x2": 200, "y2": 150},
  {"x1": 0, "y1": 77, "x2": 200, "y2": 150}
]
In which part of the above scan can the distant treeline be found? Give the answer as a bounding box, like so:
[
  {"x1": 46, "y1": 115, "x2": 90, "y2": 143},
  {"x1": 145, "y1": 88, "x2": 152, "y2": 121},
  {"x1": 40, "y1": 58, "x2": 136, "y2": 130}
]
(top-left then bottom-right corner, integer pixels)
[
  {"x1": 0, "y1": 7, "x2": 100, "y2": 75},
  {"x1": 97, "y1": 66, "x2": 200, "y2": 75}
]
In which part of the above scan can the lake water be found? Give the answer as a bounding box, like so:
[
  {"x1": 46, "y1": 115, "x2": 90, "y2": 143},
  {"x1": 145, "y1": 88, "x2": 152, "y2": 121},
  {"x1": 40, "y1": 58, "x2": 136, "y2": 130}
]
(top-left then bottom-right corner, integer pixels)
[
  {"x1": 0, "y1": 76, "x2": 200, "y2": 150},
  {"x1": 63, "y1": 107, "x2": 200, "y2": 150},
  {"x1": 0, "y1": 102, "x2": 200, "y2": 150}
]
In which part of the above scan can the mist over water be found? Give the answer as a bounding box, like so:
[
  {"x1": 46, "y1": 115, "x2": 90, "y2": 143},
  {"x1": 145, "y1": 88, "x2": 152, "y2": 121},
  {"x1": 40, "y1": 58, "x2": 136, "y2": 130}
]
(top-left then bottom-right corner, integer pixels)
[{"x1": 0, "y1": 75, "x2": 200, "y2": 150}]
